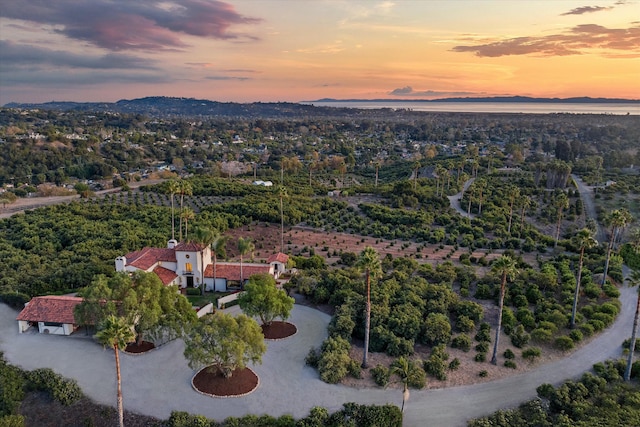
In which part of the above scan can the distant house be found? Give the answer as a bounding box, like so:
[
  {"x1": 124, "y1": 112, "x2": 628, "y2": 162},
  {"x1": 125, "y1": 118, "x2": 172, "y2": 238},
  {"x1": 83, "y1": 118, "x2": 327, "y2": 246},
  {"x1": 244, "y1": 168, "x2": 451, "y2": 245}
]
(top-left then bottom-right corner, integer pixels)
[
  {"x1": 252, "y1": 180, "x2": 273, "y2": 187},
  {"x1": 116, "y1": 240, "x2": 281, "y2": 292},
  {"x1": 16, "y1": 296, "x2": 84, "y2": 335}
]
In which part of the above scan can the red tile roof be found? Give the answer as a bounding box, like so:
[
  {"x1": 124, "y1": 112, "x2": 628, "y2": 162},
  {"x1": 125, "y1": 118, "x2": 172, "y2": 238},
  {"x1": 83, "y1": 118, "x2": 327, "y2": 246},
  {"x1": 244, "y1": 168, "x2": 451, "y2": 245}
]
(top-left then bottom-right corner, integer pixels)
[
  {"x1": 267, "y1": 252, "x2": 289, "y2": 264},
  {"x1": 175, "y1": 242, "x2": 205, "y2": 252},
  {"x1": 204, "y1": 263, "x2": 271, "y2": 281},
  {"x1": 16, "y1": 296, "x2": 83, "y2": 324},
  {"x1": 153, "y1": 265, "x2": 178, "y2": 285},
  {"x1": 125, "y1": 247, "x2": 176, "y2": 270}
]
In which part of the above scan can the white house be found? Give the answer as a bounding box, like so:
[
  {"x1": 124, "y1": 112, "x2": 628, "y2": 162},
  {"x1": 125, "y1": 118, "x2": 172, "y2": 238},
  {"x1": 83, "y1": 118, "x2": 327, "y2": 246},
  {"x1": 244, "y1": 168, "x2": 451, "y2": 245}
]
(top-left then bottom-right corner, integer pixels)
[
  {"x1": 16, "y1": 296, "x2": 84, "y2": 335},
  {"x1": 116, "y1": 240, "x2": 281, "y2": 292}
]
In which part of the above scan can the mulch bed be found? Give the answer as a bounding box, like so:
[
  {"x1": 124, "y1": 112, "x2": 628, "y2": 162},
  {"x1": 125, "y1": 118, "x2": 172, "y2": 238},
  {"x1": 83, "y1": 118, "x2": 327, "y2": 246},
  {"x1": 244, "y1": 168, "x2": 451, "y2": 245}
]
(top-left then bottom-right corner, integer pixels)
[
  {"x1": 261, "y1": 321, "x2": 297, "y2": 339},
  {"x1": 192, "y1": 367, "x2": 258, "y2": 397},
  {"x1": 124, "y1": 341, "x2": 155, "y2": 353}
]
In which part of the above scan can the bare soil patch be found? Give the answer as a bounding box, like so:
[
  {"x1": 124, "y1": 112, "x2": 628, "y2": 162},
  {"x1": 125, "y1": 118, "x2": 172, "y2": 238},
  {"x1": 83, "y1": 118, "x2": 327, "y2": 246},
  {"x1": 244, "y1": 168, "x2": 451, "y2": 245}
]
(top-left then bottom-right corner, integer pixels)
[
  {"x1": 261, "y1": 321, "x2": 297, "y2": 339},
  {"x1": 192, "y1": 367, "x2": 259, "y2": 397},
  {"x1": 124, "y1": 341, "x2": 155, "y2": 354}
]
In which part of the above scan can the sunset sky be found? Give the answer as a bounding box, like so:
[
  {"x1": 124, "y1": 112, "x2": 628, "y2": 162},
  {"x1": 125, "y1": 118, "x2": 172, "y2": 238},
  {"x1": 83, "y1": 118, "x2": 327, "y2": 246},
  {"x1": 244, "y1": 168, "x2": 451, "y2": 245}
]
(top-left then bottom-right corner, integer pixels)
[{"x1": 1, "y1": 0, "x2": 639, "y2": 104}]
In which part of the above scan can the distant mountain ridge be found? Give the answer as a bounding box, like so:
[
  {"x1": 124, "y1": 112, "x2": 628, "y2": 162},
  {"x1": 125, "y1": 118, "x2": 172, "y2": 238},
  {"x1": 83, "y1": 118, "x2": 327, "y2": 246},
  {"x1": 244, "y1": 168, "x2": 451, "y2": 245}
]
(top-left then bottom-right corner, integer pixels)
[{"x1": 309, "y1": 96, "x2": 640, "y2": 103}]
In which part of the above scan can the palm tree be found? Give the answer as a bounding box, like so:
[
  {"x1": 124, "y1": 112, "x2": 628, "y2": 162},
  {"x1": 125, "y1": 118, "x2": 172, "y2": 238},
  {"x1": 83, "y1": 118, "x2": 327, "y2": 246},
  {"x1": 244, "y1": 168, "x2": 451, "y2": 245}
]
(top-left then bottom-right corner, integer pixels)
[
  {"x1": 96, "y1": 315, "x2": 135, "y2": 427},
  {"x1": 602, "y1": 208, "x2": 633, "y2": 286},
  {"x1": 413, "y1": 161, "x2": 421, "y2": 191},
  {"x1": 553, "y1": 191, "x2": 569, "y2": 247},
  {"x1": 570, "y1": 228, "x2": 598, "y2": 328},
  {"x1": 506, "y1": 185, "x2": 520, "y2": 234},
  {"x1": 177, "y1": 180, "x2": 193, "y2": 241},
  {"x1": 167, "y1": 180, "x2": 180, "y2": 240},
  {"x1": 624, "y1": 269, "x2": 640, "y2": 381},
  {"x1": 390, "y1": 356, "x2": 424, "y2": 413},
  {"x1": 357, "y1": 246, "x2": 382, "y2": 368},
  {"x1": 278, "y1": 185, "x2": 288, "y2": 253},
  {"x1": 490, "y1": 255, "x2": 519, "y2": 365},
  {"x1": 211, "y1": 235, "x2": 228, "y2": 292},
  {"x1": 475, "y1": 178, "x2": 487, "y2": 214},
  {"x1": 519, "y1": 195, "x2": 532, "y2": 237},
  {"x1": 192, "y1": 227, "x2": 218, "y2": 295},
  {"x1": 238, "y1": 237, "x2": 254, "y2": 285},
  {"x1": 180, "y1": 207, "x2": 195, "y2": 241}
]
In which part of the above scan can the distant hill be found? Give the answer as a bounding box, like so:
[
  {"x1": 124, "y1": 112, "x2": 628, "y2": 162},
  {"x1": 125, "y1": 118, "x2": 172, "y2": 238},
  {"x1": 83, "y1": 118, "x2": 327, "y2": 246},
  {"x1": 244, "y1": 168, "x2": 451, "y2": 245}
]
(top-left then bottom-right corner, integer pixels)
[{"x1": 310, "y1": 96, "x2": 640, "y2": 104}]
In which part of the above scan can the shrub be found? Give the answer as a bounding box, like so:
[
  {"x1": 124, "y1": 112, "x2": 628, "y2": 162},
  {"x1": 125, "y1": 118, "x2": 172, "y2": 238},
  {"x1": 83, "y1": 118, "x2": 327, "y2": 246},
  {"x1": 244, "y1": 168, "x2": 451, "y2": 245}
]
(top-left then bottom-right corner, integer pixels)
[
  {"x1": 583, "y1": 284, "x2": 601, "y2": 299},
  {"x1": 26, "y1": 368, "x2": 83, "y2": 406},
  {"x1": 579, "y1": 322, "x2": 595, "y2": 337},
  {"x1": 503, "y1": 349, "x2": 515, "y2": 360},
  {"x1": 421, "y1": 313, "x2": 452, "y2": 346},
  {"x1": 448, "y1": 358, "x2": 461, "y2": 371},
  {"x1": 424, "y1": 345, "x2": 449, "y2": 381},
  {"x1": 569, "y1": 329, "x2": 583, "y2": 343},
  {"x1": 318, "y1": 351, "x2": 351, "y2": 384},
  {"x1": 455, "y1": 315, "x2": 475, "y2": 333},
  {"x1": 475, "y1": 323, "x2": 491, "y2": 343},
  {"x1": 347, "y1": 359, "x2": 362, "y2": 379},
  {"x1": 451, "y1": 334, "x2": 472, "y2": 352},
  {"x1": 510, "y1": 325, "x2": 531, "y2": 349},
  {"x1": 522, "y1": 347, "x2": 542, "y2": 363},
  {"x1": 622, "y1": 338, "x2": 640, "y2": 352},
  {"x1": 0, "y1": 356, "x2": 25, "y2": 417},
  {"x1": 0, "y1": 292, "x2": 30, "y2": 310},
  {"x1": 475, "y1": 342, "x2": 489, "y2": 353},
  {"x1": 531, "y1": 327, "x2": 554, "y2": 343},
  {"x1": 305, "y1": 347, "x2": 319, "y2": 368},
  {"x1": 602, "y1": 283, "x2": 620, "y2": 298},
  {"x1": 474, "y1": 352, "x2": 487, "y2": 362},
  {"x1": 186, "y1": 288, "x2": 201, "y2": 296},
  {"x1": 554, "y1": 336, "x2": 575, "y2": 352},
  {"x1": 504, "y1": 360, "x2": 517, "y2": 369},
  {"x1": 371, "y1": 365, "x2": 390, "y2": 387},
  {"x1": 478, "y1": 370, "x2": 488, "y2": 377}
]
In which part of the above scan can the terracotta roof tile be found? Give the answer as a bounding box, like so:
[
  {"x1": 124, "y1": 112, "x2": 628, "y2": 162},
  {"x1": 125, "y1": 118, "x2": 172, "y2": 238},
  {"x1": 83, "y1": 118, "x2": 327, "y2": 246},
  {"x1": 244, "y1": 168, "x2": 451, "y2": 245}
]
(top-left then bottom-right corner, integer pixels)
[
  {"x1": 16, "y1": 296, "x2": 83, "y2": 324},
  {"x1": 267, "y1": 252, "x2": 289, "y2": 263},
  {"x1": 153, "y1": 265, "x2": 178, "y2": 285},
  {"x1": 204, "y1": 263, "x2": 271, "y2": 281},
  {"x1": 175, "y1": 242, "x2": 205, "y2": 252},
  {"x1": 125, "y1": 247, "x2": 176, "y2": 270}
]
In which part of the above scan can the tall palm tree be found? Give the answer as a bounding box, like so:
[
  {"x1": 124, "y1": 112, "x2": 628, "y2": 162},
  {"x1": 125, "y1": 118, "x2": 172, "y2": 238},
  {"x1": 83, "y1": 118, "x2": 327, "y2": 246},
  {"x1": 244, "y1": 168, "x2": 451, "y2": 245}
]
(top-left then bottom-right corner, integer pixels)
[
  {"x1": 192, "y1": 227, "x2": 218, "y2": 295},
  {"x1": 475, "y1": 178, "x2": 487, "y2": 214},
  {"x1": 238, "y1": 237, "x2": 254, "y2": 285},
  {"x1": 167, "y1": 180, "x2": 180, "y2": 240},
  {"x1": 390, "y1": 356, "x2": 424, "y2": 413},
  {"x1": 180, "y1": 207, "x2": 195, "y2": 241},
  {"x1": 490, "y1": 255, "x2": 519, "y2": 365},
  {"x1": 357, "y1": 246, "x2": 382, "y2": 368},
  {"x1": 506, "y1": 185, "x2": 520, "y2": 234},
  {"x1": 96, "y1": 315, "x2": 135, "y2": 427},
  {"x1": 413, "y1": 161, "x2": 421, "y2": 191},
  {"x1": 211, "y1": 235, "x2": 228, "y2": 292},
  {"x1": 553, "y1": 191, "x2": 569, "y2": 248},
  {"x1": 177, "y1": 180, "x2": 193, "y2": 241},
  {"x1": 625, "y1": 269, "x2": 640, "y2": 381},
  {"x1": 571, "y1": 228, "x2": 598, "y2": 328},
  {"x1": 278, "y1": 185, "x2": 288, "y2": 253},
  {"x1": 519, "y1": 195, "x2": 532, "y2": 238},
  {"x1": 602, "y1": 208, "x2": 633, "y2": 286}
]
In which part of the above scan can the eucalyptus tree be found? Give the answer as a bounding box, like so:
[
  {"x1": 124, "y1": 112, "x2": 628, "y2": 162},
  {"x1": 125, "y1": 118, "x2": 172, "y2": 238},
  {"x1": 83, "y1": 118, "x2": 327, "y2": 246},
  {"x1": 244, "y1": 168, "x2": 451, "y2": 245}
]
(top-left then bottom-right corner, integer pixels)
[
  {"x1": 624, "y1": 269, "x2": 640, "y2": 381},
  {"x1": 96, "y1": 315, "x2": 135, "y2": 427},
  {"x1": 357, "y1": 246, "x2": 382, "y2": 368},
  {"x1": 390, "y1": 356, "x2": 426, "y2": 413},
  {"x1": 490, "y1": 255, "x2": 519, "y2": 365},
  {"x1": 238, "y1": 237, "x2": 254, "y2": 284},
  {"x1": 570, "y1": 228, "x2": 598, "y2": 328},
  {"x1": 553, "y1": 191, "x2": 569, "y2": 247},
  {"x1": 602, "y1": 208, "x2": 633, "y2": 286}
]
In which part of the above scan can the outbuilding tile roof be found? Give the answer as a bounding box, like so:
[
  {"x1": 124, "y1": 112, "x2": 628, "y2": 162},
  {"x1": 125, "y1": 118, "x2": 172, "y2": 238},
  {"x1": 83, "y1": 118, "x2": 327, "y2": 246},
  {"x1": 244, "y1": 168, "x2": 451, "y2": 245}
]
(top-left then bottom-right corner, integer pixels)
[
  {"x1": 204, "y1": 263, "x2": 271, "y2": 281},
  {"x1": 267, "y1": 252, "x2": 289, "y2": 264},
  {"x1": 125, "y1": 247, "x2": 176, "y2": 270},
  {"x1": 16, "y1": 296, "x2": 83, "y2": 324},
  {"x1": 153, "y1": 265, "x2": 178, "y2": 285}
]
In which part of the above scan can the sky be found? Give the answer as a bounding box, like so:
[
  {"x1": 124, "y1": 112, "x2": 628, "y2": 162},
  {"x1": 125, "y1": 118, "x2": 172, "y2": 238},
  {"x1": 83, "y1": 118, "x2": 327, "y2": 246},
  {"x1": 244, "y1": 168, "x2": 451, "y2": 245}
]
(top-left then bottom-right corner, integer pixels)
[{"x1": 1, "y1": 0, "x2": 639, "y2": 104}]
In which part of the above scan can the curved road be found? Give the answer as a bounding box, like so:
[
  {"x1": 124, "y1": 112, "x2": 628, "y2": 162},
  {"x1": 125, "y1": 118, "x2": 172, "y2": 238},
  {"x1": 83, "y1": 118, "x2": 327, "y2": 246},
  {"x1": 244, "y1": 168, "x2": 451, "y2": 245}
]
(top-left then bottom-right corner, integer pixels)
[{"x1": 0, "y1": 175, "x2": 636, "y2": 426}]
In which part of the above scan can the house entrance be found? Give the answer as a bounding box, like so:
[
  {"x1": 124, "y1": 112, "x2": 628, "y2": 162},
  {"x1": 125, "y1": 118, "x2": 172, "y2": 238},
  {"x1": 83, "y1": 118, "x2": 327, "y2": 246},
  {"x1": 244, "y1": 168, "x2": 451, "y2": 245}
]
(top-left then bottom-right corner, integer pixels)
[{"x1": 186, "y1": 276, "x2": 194, "y2": 288}]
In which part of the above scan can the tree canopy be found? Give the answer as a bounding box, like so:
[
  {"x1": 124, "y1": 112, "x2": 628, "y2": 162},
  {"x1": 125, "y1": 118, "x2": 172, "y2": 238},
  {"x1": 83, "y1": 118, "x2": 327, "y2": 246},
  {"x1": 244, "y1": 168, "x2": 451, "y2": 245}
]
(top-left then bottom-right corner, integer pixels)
[{"x1": 238, "y1": 273, "x2": 295, "y2": 326}]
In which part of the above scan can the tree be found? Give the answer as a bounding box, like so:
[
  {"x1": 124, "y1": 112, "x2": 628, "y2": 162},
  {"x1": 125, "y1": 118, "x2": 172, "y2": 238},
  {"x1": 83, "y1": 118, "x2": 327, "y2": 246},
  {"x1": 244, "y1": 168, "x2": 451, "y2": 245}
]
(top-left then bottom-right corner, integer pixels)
[
  {"x1": 625, "y1": 269, "x2": 640, "y2": 381},
  {"x1": 177, "y1": 180, "x2": 193, "y2": 241},
  {"x1": 389, "y1": 356, "x2": 426, "y2": 413},
  {"x1": 167, "y1": 180, "x2": 180, "y2": 240},
  {"x1": 192, "y1": 227, "x2": 218, "y2": 295},
  {"x1": 0, "y1": 191, "x2": 17, "y2": 209},
  {"x1": 238, "y1": 273, "x2": 294, "y2": 326},
  {"x1": 75, "y1": 271, "x2": 196, "y2": 345},
  {"x1": 211, "y1": 234, "x2": 228, "y2": 292},
  {"x1": 553, "y1": 191, "x2": 569, "y2": 247},
  {"x1": 571, "y1": 228, "x2": 598, "y2": 328},
  {"x1": 519, "y1": 195, "x2": 532, "y2": 237},
  {"x1": 96, "y1": 315, "x2": 135, "y2": 427},
  {"x1": 506, "y1": 185, "x2": 520, "y2": 234},
  {"x1": 183, "y1": 312, "x2": 266, "y2": 378},
  {"x1": 238, "y1": 237, "x2": 254, "y2": 284},
  {"x1": 490, "y1": 256, "x2": 519, "y2": 365},
  {"x1": 357, "y1": 247, "x2": 382, "y2": 368},
  {"x1": 180, "y1": 207, "x2": 195, "y2": 241},
  {"x1": 602, "y1": 208, "x2": 633, "y2": 286},
  {"x1": 278, "y1": 185, "x2": 288, "y2": 253}
]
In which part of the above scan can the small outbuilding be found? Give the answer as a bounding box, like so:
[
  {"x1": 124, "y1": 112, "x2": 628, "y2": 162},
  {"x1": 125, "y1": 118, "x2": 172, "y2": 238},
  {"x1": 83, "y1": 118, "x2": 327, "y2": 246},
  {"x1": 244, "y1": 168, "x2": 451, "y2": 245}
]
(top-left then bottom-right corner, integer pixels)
[{"x1": 16, "y1": 295, "x2": 83, "y2": 335}]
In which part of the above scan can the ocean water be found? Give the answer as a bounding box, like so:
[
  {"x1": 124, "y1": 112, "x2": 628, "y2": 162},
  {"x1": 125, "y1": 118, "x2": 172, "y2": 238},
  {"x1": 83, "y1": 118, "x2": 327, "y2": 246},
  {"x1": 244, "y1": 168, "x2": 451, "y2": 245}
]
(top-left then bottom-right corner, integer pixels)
[{"x1": 303, "y1": 101, "x2": 639, "y2": 115}]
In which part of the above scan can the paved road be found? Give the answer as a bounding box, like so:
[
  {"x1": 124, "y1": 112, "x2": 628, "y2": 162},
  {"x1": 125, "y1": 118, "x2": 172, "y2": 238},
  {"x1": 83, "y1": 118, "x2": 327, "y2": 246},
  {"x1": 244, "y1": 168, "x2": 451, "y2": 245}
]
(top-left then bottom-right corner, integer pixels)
[
  {"x1": 571, "y1": 174, "x2": 606, "y2": 243},
  {"x1": 1, "y1": 284, "x2": 635, "y2": 427},
  {"x1": 447, "y1": 178, "x2": 475, "y2": 219}
]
